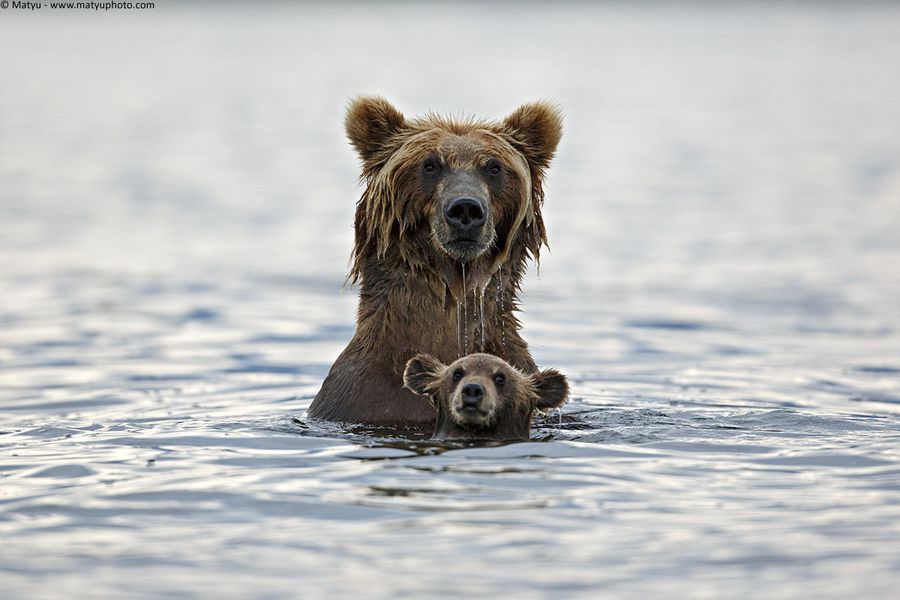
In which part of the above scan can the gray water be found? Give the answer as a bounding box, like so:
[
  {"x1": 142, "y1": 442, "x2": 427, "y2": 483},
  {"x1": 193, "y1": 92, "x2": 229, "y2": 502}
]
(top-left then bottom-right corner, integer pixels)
[{"x1": 2, "y1": 3, "x2": 900, "y2": 598}]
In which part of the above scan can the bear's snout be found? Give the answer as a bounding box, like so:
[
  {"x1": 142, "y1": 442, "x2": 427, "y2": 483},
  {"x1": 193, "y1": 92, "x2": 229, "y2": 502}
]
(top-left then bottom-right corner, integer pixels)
[
  {"x1": 444, "y1": 197, "x2": 487, "y2": 235},
  {"x1": 433, "y1": 168, "x2": 493, "y2": 261},
  {"x1": 461, "y1": 382, "x2": 486, "y2": 406},
  {"x1": 452, "y1": 378, "x2": 496, "y2": 425}
]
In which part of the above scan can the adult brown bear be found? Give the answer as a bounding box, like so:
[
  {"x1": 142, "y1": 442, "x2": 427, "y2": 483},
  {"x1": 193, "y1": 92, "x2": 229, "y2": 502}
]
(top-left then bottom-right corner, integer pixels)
[{"x1": 308, "y1": 96, "x2": 562, "y2": 426}]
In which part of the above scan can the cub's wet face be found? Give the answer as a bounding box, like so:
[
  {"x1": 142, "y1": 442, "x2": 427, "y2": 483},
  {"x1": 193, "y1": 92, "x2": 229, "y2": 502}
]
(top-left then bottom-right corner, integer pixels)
[
  {"x1": 403, "y1": 353, "x2": 569, "y2": 441},
  {"x1": 446, "y1": 359, "x2": 506, "y2": 427}
]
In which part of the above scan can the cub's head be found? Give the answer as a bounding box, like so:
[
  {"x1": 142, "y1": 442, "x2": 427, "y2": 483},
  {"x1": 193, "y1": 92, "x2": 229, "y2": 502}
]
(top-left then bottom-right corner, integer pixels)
[
  {"x1": 403, "y1": 352, "x2": 569, "y2": 441},
  {"x1": 345, "y1": 96, "x2": 562, "y2": 277}
]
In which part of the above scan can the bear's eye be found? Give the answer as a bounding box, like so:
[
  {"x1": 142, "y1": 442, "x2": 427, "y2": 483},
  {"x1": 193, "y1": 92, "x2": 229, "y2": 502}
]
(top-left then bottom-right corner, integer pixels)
[
  {"x1": 494, "y1": 373, "x2": 506, "y2": 386},
  {"x1": 423, "y1": 159, "x2": 440, "y2": 175},
  {"x1": 487, "y1": 159, "x2": 502, "y2": 177},
  {"x1": 452, "y1": 368, "x2": 465, "y2": 381}
]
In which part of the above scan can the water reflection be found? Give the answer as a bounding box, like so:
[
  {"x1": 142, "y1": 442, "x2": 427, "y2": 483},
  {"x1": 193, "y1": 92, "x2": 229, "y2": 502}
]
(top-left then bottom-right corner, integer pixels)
[{"x1": 2, "y1": 2, "x2": 900, "y2": 598}]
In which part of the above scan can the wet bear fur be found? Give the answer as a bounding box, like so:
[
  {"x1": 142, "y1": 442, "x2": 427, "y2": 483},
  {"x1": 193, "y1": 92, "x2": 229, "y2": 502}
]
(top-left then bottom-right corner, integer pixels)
[{"x1": 309, "y1": 96, "x2": 563, "y2": 425}]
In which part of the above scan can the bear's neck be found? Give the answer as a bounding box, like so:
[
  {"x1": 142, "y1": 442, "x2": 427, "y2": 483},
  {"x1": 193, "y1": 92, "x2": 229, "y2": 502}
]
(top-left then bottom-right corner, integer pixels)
[{"x1": 351, "y1": 244, "x2": 536, "y2": 374}]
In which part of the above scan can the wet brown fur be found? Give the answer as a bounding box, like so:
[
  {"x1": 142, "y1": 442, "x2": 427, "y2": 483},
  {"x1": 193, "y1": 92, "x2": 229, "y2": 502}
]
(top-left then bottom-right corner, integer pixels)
[
  {"x1": 403, "y1": 353, "x2": 569, "y2": 441},
  {"x1": 308, "y1": 97, "x2": 563, "y2": 426}
]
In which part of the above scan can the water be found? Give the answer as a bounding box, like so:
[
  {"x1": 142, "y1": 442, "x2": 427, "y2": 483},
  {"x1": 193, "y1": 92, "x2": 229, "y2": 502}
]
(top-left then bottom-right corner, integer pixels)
[
  {"x1": 2, "y1": 2, "x2": 900, "y2": 598},
  {"x1": 462, "y1": 262, "x2": 468, "y2": 355},
  {"x1": 478, "y1": 286, "x2": 485, "y2": 352}
]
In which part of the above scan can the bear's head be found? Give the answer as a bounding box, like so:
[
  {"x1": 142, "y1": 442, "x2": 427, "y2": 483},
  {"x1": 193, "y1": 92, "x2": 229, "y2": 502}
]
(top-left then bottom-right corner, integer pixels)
[
  {"x1": 345, "y1": 97, "x2": 562, "y2": 279},
  {"x1": 403, "y1": 352, "x2": 569, "y2": 441}
]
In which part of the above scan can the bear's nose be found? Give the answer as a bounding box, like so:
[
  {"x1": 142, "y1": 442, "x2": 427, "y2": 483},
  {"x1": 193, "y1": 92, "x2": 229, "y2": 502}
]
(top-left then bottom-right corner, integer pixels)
[
  {"x1": 445, "y1": 197, "x2": 486, "y2": 233},
  {"x1": 461, "y1": 382, "x2": 485, "y2": 407}
]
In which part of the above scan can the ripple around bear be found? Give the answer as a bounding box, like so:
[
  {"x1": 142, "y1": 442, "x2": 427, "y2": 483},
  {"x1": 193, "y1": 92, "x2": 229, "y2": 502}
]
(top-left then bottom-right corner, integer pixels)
[
  {"x1": 403, "y1": 353, "x2": 569, "y2": 441},
  {"x1": 308, "y1": 96, "x2": 563, "y2": 426}
]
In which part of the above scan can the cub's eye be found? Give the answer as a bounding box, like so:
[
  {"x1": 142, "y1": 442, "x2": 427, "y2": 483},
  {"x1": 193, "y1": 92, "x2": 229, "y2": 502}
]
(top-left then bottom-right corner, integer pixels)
[
  {"x1": 494, "y1": 373, "x2": 506, "y2": 386},
  {"x1": 453, "y1": 369, "x2": 465, "y2": 381},
  {"x1": 487, "y1": 160, "x2": 502, "y2": 177},
  {"x1": 423, "y1": 160, "x2": 440, "y2": 175}
]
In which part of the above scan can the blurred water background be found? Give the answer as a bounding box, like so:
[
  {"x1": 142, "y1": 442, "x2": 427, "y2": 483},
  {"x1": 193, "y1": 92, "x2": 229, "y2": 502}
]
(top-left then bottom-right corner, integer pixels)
[{"x1": 1, "y1": 1, "x2": 900, "y2": 598}]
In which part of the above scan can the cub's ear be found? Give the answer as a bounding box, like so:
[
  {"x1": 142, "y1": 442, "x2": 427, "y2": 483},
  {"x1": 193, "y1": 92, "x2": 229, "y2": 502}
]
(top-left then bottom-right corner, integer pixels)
[
  {"x1": 502, "y1": 101, "x2": 563, "y2": 170},
  {"x1": 403, "y1": 353, "x2": 446, "y2": 398},
  {"x1": 531, "y1": 368, "x2": 569, "y2": 412},
  {"x1": 345, "y1": 96, "x2": 407, "y2": 168}
]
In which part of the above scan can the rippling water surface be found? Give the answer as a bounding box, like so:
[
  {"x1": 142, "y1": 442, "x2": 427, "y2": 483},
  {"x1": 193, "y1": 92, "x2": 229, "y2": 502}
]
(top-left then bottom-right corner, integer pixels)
[{"x1": 2, "y1": 3, "x2": 900, "y2": 598}]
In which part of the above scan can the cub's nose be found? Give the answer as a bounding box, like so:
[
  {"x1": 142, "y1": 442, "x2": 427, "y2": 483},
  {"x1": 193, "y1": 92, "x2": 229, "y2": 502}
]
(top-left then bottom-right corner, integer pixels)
[
  {"x1": 444, "y1": 197, "x2": 486, "y2": 233},
  {"x1": 461, "y1": 382, "x2": 485, "y2": 407}
]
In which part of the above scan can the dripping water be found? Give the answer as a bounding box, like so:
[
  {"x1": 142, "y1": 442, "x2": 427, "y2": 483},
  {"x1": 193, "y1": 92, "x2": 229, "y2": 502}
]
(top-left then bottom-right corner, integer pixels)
[
  {"x1": 495, "y1": 265, "x2": 501, "y2": 335},
  {"x1": 497, "y1": 265, "x2": 506, "y2": 348},
  {"x1": 478, "y1": 285, "x2": 485, "y2": 352},
  {"x1": 471, "y1": 286, "x2": 479, "y2": 352},
  {"x1": 462, "y1": 262, "x2": 468, "y2": 355},
  {"x1": 456, "y1": 300, "x2": 462, "y2": 358}
]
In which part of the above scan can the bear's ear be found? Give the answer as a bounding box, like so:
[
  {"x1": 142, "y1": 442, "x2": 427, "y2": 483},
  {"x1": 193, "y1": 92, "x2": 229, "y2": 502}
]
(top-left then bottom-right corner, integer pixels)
[
  {"x1": 502, "y1": 101, "x2": 563, "y2": 170},
  {"x1": 531, "y1": 368, "x2": 569, "y2": 412},
  {"x1": 345, "y1": 96, "x2": 407, "y2": 168},
  {"x1": 403, "y1": 353, "x2": 446, "y2": 399}
]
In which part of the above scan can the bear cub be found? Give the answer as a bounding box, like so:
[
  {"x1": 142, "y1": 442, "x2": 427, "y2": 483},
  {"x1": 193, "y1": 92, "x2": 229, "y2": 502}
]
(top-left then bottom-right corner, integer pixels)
[{"x1": 403, "y1": 353, "x2": 569, "y2": 441}]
